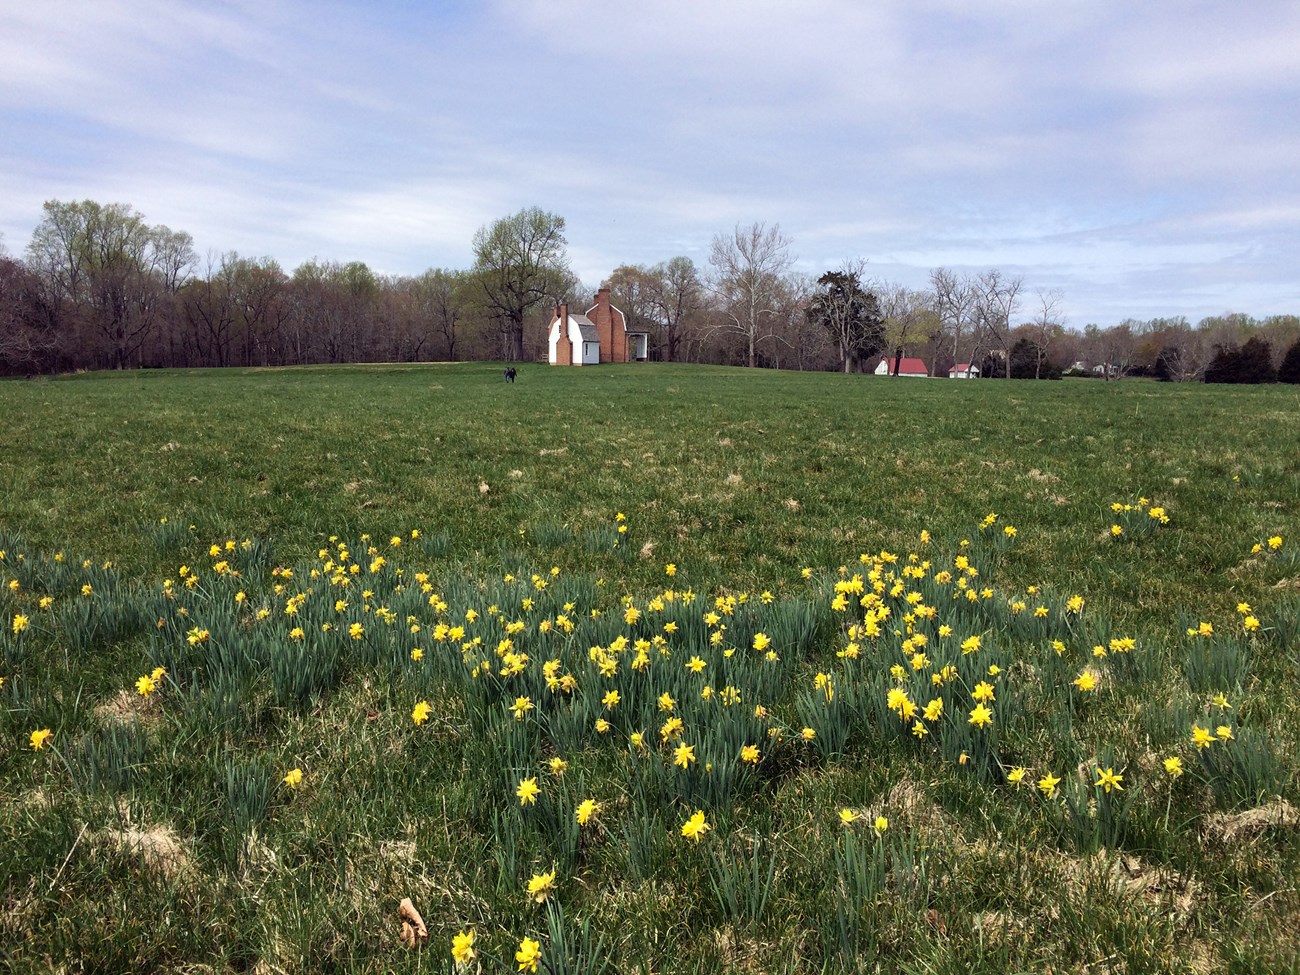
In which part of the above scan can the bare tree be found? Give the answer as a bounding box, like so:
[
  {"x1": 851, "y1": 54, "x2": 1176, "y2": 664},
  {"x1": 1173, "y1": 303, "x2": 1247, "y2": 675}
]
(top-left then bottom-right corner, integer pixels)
[
  {"x1": 929, "y1": 267, "x2": 976, "y2": 372},
  {"x1": 413, "y1": 268, "x2": 471, "y2": 361},
  {"x1": 1151, "y1": 318, "x2": 1205, "y2": 381},
  {"x1": 708, "y1": 222, "x2": 794, "y2": 368},
  {"x1": 0, "y1": 255, "x2": 60, "y2": 374},
  {"x1": 1083, "y1": 322, "x2": 1139, "y2": 380},
  {"x1": 1028, "y1": 287, "x2": 1065, "y2": 379},
  {"x1": 974, "y1": 269, "x2": 1023, "y2": 378},
  {"x1": 181, "y1": 251, "x2": 238, "y2": 367},
  {"x1": 643, "y1": 256, "x2": 705, "y2": 362}
]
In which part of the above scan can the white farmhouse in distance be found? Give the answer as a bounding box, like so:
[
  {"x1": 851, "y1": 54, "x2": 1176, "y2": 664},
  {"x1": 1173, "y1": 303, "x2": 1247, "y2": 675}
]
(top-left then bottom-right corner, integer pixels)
[{"x1": 872, "y1": 355, "x2": 930, "y2": 377}]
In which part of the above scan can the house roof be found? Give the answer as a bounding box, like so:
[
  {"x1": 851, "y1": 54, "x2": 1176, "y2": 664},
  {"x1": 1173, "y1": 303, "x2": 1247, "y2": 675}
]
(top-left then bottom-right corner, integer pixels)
[
  {"x1": 554, "y1": 313, "x2": 599, "y2": 343},
  {"x1": 951, "y1": 363, "x2": 975, "y2": 371}
]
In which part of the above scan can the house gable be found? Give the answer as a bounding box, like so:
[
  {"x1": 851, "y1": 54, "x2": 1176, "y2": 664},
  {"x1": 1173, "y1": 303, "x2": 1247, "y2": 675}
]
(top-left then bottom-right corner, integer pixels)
[{"x1": 549, "y1": 304, "x2": 602, "y2": 366}]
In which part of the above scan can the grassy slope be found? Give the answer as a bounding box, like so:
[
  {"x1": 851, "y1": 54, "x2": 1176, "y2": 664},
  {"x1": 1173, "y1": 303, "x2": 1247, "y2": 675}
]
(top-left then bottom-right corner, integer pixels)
[
  {"x1": 3, "y1": 363, "x2": 1296, "y2": 609},
  {"x1": 0, "y1": 364, "x2": 1298, "y2": 974}
]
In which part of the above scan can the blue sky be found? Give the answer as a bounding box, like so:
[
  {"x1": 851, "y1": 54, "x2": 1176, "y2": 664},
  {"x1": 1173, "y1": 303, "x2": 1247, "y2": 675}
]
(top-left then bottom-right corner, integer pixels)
[{"x1": 2, "y1": 0, "x2": 1298, "y2": 326}]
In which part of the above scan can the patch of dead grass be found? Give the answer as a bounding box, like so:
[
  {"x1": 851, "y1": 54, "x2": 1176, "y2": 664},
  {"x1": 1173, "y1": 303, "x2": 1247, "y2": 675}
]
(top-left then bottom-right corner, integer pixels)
[{"x1": 1205, "y1": 799, "x2": 1298, "y2": 842}]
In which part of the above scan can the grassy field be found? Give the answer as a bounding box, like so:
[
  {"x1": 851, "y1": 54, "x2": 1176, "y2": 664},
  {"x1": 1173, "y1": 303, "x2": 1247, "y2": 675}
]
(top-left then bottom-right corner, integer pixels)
[{"x1": 1, "y1": 363, "x2": 1298, "y2": 973}]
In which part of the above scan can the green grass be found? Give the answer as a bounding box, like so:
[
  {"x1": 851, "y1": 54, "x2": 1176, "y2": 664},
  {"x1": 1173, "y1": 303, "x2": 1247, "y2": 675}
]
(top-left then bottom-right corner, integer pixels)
[{"x1": 1, "y1": 363, "x2": 1298, "y2": 974}]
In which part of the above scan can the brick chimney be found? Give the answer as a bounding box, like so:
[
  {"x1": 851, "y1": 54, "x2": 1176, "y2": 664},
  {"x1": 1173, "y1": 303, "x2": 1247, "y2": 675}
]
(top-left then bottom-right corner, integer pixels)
[
  {"x1": 591, "y1": 288, "x2": 627, "y2": 364},
  {"x1": 552, "y1": 302, "x2": 572, "y2": 365}
]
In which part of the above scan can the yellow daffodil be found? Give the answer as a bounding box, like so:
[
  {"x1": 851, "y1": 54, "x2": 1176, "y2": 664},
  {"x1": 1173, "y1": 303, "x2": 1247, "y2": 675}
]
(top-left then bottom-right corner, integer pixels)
[
  {"x1": 510, "y1": 696, "x2": 533, "y2": 720},
  {"x1": 516, "y1": 776, "x2": 540, "y2": 806},
  {"x1": 451, "y1": 930, "x2": 475, "y2": 965},
  {"x1": 1095, "y1": 767, "x2": 1124, "y2": 793},
  {"x1": 515, "y1": 936, "x2": 542, "y2": 973},
  {"x1": 681, "y1": 809, "x2": 711, "y2": 843},
  {"x1": 526, "y1": 868, "x2": 556, "y2": 902}
]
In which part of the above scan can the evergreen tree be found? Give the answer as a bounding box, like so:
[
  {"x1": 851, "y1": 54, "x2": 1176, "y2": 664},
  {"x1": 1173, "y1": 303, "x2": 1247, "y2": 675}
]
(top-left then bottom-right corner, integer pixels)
[
  {"x1": 1204, "y1": 344, "x2": 1240, "y2": 383},
  {"x1": 1237, "y1": 336, "x2": 1275, "y2": 383},
  {"x1": 1278, "y1": 337, "x2": 1300, "y2": 384}
]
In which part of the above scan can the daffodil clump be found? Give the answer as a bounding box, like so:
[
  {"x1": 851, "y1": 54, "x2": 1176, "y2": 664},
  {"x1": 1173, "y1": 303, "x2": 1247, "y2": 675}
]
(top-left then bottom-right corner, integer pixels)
[
  {"x1": 1, "y1": 514, "x2": 1296, "y2": 972},
  {"x1": 1105, "y1": 496, "x2": 1171, "y2": 541}
]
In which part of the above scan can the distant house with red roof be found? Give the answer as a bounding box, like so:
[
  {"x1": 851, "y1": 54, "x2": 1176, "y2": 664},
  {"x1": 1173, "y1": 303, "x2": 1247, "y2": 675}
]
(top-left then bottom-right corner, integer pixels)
[
  {"x1": 873, "y1": 355, "x2": 929, "y2": 377},
  {"x1": 948, "y1": 362, "x2": 979, "y2": 379}
]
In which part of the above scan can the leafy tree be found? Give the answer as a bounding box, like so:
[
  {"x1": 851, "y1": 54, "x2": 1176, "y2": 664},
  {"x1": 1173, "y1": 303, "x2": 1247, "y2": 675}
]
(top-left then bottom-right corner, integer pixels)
[
  {"x1": 805, "y1": 262, "x2": 884, "y2": 373},
  {"x1": 876, "y1": 281, "x2": 935, "y2": 370},
  {"x1": 25, "y1": 199, "x2": 195, "y2": 369},
  {"x1": 472, "y1": 207, "x2": 571, "y2": 361},
  {"x1": 1279, "y1": 336, "x2": 1300, "y2": 384}
]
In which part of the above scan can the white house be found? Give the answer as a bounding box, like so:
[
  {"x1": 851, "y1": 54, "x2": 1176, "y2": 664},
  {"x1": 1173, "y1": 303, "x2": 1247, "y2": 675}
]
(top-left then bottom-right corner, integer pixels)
[
  {"x1": 948, "y1": 362, "x2": 979, "y2": 379},
  {"x1": 548, "y1": 303, "x2": 601, "y2": 365},
  {"x1": 873, "y1": 355, "x2": 929, "y2": 377},
  {"x1": 549, "y1": 288, "x2": 650, "y2": 366}
]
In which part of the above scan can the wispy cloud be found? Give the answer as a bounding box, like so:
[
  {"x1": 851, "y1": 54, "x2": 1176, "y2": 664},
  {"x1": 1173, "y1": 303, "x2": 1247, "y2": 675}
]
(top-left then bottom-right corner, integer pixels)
[{"x1": 1, "y1": 0, "x2": 1297, "y2": 324}]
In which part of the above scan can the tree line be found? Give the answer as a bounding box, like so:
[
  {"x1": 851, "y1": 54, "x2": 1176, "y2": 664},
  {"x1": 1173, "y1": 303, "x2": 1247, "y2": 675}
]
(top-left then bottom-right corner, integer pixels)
[{"x1": 2, "y1": 199, "x2": 1298, "y2": 380}]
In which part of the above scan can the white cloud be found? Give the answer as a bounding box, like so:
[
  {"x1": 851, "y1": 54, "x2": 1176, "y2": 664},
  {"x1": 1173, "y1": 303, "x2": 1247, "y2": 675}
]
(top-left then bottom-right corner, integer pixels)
[{"x1": 1, "y1": 0, "x2": 1297, "y2": 323}]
